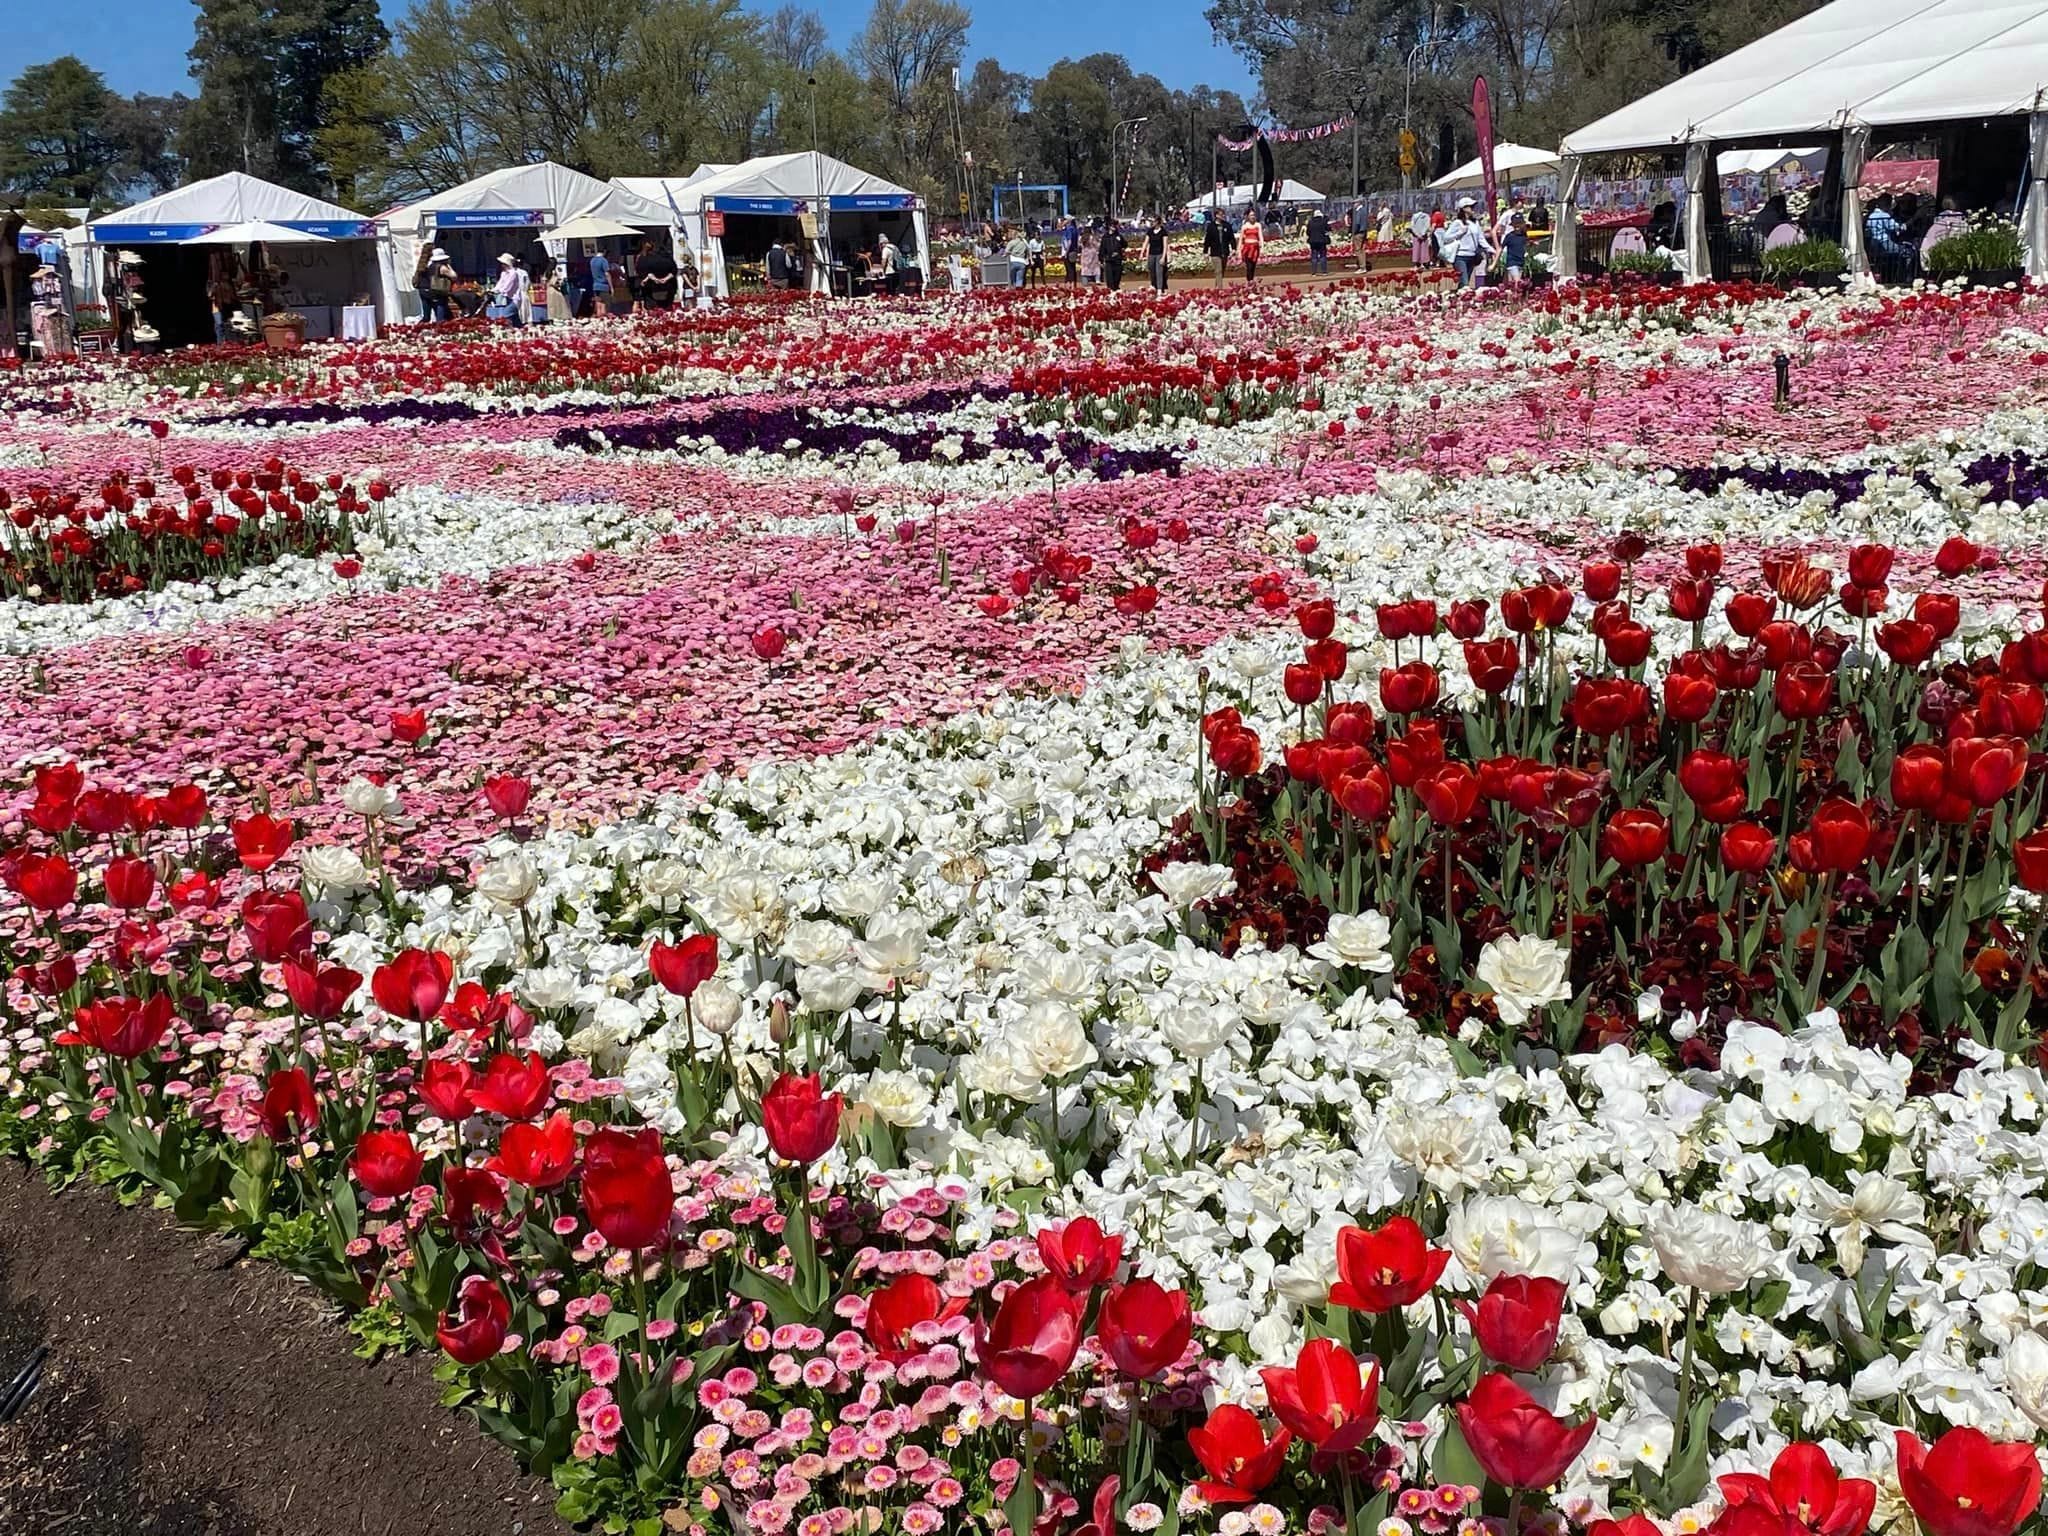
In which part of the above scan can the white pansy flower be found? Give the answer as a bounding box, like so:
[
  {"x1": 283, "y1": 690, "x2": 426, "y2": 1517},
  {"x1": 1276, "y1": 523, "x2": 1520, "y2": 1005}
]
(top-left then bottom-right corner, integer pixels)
[
  {"x1": 1647, "y1": 1201, "x2": 1769, "y2": 1294},
  {"x1": 1150, "y1": 862, "x2": 1236, "y2": 909}
]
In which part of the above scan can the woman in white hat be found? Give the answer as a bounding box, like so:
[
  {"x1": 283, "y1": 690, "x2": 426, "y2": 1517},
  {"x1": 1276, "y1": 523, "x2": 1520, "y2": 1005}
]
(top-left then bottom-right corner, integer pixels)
[
  {"x1": 489, "y1": 253, "x2": 528, "y2": 327},
  {"x1": 29, "y1": 258, "x2": 73, "y2": 359}
]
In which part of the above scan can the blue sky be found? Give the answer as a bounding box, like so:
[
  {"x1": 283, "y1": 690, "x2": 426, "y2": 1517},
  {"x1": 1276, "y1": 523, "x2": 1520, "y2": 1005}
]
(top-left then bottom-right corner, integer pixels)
[{"x1": 8, "y1": 0, "x2": 1257, "y2": 102}]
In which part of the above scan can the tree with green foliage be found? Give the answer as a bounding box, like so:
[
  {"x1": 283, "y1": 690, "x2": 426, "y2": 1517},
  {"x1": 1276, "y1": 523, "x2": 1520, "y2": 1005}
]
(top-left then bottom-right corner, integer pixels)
[
  {"x1": 0, "y1": 57, "x2": 186, "y2": 207},
  {"x1": 182, "y1": 0, "x2": 388, "y2": 194}
]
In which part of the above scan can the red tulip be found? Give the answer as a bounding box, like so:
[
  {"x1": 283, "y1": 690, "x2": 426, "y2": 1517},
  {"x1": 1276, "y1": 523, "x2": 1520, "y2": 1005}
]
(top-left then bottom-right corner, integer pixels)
[
  {"x1": 751, "y1": 625, "x2": 787, "y2": 660},
  {"x1": 101, "y1": 855, "x2": 155, "y2": 911},
  {"x1": 1582, "y1": 560, "x2": 1621, "y2": 602},
  {"x1": 1417, "y1": 763, "x2": 1480, "y2": 826},
  {"x1": 1209, "y1": 727, "x2": 1262, "y2": 777},
  {"x1": 1894, "y1": 1428, "x2": 2042, "y2": 1536},
  {"x1": 1915, "y1": 591, "x2": 1961, "y2": 640},
  {"x1": 1719, "y1": 1441, "x2": 1877, "y2": 1536},
  {"x1": 1446, "y1": 599, "x2": 1488, "y2": 639},
  {"x1": 472, "y1": 1051, "x2": 551, "y2": 1121},
  {"x1": 1464, "y1": 638, "x2": 1520, "y2": 695},
  {"x1": 580, "y1": 1125, "x2": 674, "y2": 1250},
  {"x1": 1260, "y1": 1336, "x2": 1379, "y2": 1454},
  {"x1": 1457, "y1": 1273, "x2": 1565, "y2": 1371},
  {"x1": 242, "y1": 889, "x2": 312, "y2": 963},
  {"x1": 74, "y1": 788, "x2": 134, "y2": 836},
  {"x1": 1590, "y1": 1518, "x2": 1666, "y2": 1536},
  {"x1": 1663, "y1": 669, "x2": 1719, "y2": 723},
  {"x1": 10, "y1": 852, "x2": 77, "y2": 911},
  {"x1": 259, "y1": 1067, "x2": 318, "y2": 1142},
  {"x1": 1331, "y1": 1215, "x2": 1450, "y2": 1312},
  {"x1": 1978, "y1": 679, "x2": 2046, "y2": 738},
  {"x1": 1385, "y1": 721, "x2": 1446, "y2": 786},
  {"x1": 281, "y1": 955, "x2": 361, "y2": 1020},
  {"x1": 1846, "y1": 543, "x2": 1895, "y2": 587},
  {"x1": 1891, "y1": 744, "x2": 1948, "y2": 812},
  {"x1": 1296, "y1": 599, "x2": 1336, "y2": 641},
  {"x1": 350, "y1": 1129, "x2": 424, "y2": 1198},
  {"x1": 1038, "y1": 1216, "x2": 1124, "y2": 1292},
  {"x1": 648, "y1": 933, "x2": 719, "y2": 997},
  {"x1": 1188, "y1": 1406, "x2": 1292, "y2": 1508},
  {"x1": 1603, "y1": 620, "x2": 1652, "y2": 667},
  {"x1": 1721, "y1": 822, "x2": 1778, "y2": 874},
  {"x1": 761, "y1": 1072, "x2": 843, "y2": 1164},
  {"x1": 863, "y1": 1273, "x2": 968, "y2": 1362},
  {"x1": 1876, "y1": 620, "x2": 1937, "y2": 668},
  {"x1": 1456, "y1": 1371, "x2": 1597, "y2": 1489},
  {"x1": 1789, "y1": 797, "x2": 1871, "y2": 874},
  {"x1": 2014, "y1": 830, "x2": 2048, "y2": 893},
  {"x1": 371, "y1": 947, "x2": 454, "y2": 1022},
  {"x1": 1569, "y1": 677, "x2": 1649, "y2": 737},
  {"x1": 389, "y1": 708, "x2": 429, "y2": 743},
  {"x1": 1096, "y1": 1278, "x2": 1193, "y2": 1379},
  {"x1": 441, "y1": 1164, "x2": 507, "y2": 1235},
  {"x1": 1667, "y1": 576, "x2": 1715, "y2": 621},
  {"x1": 494, "y1": 1111, "x2": 576, "y2": 1189},
  {"x1": 1379, "y1": 662, "x2": 1440, "y2": 715},
  {"x1": 67, "y1": 993, "x2": 174, "y2": 1060},
  {"x1": 1283, "y1": 663, "x2": 1324, "y2": 707},
  {"x1": 1602, "y1": 807, "x2": 1670, "y2": 868},
  {"x1": 1330, "y1": 764, "x2": 1393, "y2": 822},
  {"x1": 482, "y1": 774, "x2": 532, "y2": 819},
  {"x1": 436, "y1": 1274, "x2": 511, "y2": 1364},
  {"x1": 1685, "y1": 542, "x2": 1724, "y2": 579},
  {"x1": 416, "y1": 1057, "x2": 476, "y2": 1121},
  {"x1": 231, "y1": 813, "x2": 294, "y2": 873},
  {"x1": 979, "y1": 1273, "x2": 1083, "y2": 1398},
  {"x1": 158, "y1": 783, "x2": 209, "y2": 829},
  {"x1": 1934, "y1": 536, "x2": 1982, "y2": 576},
  {"x1": 1948, "y1": 736, "x2": 2029, "y2": 807},
  {"x1": 1725, "y1": 592, "x2": 1775, "y2": 636},
  {"x1": 1773, "y1": 662, "x2": 1835, "y2": 721}
]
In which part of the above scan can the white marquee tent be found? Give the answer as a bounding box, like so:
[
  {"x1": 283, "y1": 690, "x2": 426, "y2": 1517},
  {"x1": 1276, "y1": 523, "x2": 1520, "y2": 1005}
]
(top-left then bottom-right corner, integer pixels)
[
  {"x1": 674, "y1": 153, "x2": 926, "y2": 297},
  {"x1": 88, "y1": 170, "x2": 401, "y2": 336},
  {"x1": 1554, "y1": 0, "x2": 2048, "y2": 281},
  {"x1": 384, "y1": 161, "x2": 676, "y2": 316},
  {"x1": 1185, "y1": 179, "x2": 1324, "y2": 217}
]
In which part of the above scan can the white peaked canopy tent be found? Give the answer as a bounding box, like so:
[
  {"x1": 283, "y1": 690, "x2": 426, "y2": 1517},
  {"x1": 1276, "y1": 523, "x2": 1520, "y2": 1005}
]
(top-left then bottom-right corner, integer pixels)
[
  {"x1": 675, "y1": 153, "x2": 926, "y2": 298},
  {"x1": 1186, "y1": 179, "x2": 1325, "y2": 217},
  {"x1": 385, "y1": 161, "x2": 675, "y2": 315},
  {"x1": 1555, "y1": 0, "x2": 2048, "y2": 282},
  {"x1": 88, "y1": 170, "x2": 401, "y2": 329},
  {"x1": 1430, "y1": 145, "x2": 1562, "y2": 190}
]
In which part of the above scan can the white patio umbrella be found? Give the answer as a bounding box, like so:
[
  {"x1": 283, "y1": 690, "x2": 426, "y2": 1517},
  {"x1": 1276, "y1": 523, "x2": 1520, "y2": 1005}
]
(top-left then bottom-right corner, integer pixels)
[
  {"x1": 181, "y1": 220, "x2": 334, "y2": 245},
  {"x1": 544, "y1": 213, "x2": 640, "y2": 241}
]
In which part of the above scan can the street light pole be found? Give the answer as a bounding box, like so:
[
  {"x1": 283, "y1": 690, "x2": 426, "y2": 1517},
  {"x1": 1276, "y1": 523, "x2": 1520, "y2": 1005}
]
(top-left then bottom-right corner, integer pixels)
[
  {"x1": 806, "y1": 76, "x2": 826, "y2": 292},
  {"x1": 1110, "y1": 116, "x2": 1149, "y2": 223}
]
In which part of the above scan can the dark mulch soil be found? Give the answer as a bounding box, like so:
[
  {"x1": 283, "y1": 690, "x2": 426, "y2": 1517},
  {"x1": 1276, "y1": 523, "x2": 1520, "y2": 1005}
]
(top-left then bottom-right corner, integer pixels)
[{"x1": 0, "y1": 1159, "x2": 574, "y2": 1536}]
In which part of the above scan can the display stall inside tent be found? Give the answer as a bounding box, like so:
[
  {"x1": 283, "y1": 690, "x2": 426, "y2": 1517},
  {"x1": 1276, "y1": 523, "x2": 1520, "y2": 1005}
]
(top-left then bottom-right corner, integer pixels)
[
  {"x1": 675, "y1": 154, "x2": 927, "y2": 299},
  {"x1": 87, "y1": 172, "x2": 399, "y2": 348},
  {"x1": 385, "y1": 162, "x2": 672, "y2": 319},
  {"x1": 1555, "y1": 0, "x2": 2048, "y2": 285}
]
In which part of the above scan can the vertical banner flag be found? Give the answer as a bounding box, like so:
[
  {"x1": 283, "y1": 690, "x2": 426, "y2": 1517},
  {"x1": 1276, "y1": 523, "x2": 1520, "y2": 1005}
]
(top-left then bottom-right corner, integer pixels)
[{"x1": 1473, "y1": 76, "x2": 1498, "y2": 220}]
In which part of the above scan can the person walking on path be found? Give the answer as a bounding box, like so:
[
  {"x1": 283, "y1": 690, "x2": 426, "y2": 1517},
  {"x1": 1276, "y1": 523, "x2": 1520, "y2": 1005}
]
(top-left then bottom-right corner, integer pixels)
[
  {"x1": 1239, "y1": 210, "x2": 1263, "y2": 283},
  {"x1": 1102, "y1": 219, "x2": 1127, "y2": 291},
  {"x1": 1306, "y1": 205, "x2": 1331, "y2": 274},
  {"x1": 1202, "y1": 208, "x2": 1233, "y2": 285},
  {"x1": 1145, "y1": 216, "x2": 1168, "y2": 291}
]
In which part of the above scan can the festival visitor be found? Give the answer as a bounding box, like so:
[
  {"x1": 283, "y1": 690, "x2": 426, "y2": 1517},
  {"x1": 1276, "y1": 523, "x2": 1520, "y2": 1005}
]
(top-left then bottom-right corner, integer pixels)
[
  {"x1": 1026, "y1": 228, "x2": 1046, "y2": 285},
  {"x1": 1079, "y1": 224, "x2": 1102, "y2": 284},
  {"x1": 1445, "y1": 198, "x2": 1496, "y2": 288},
  {"x1": 30, "y1": 258, "x2": 73, "y2": 359},
  {"x1": 1061, "y1": 216, "x2": 1080, "y2": 282},
  {"x1": 1145, "y1": 216, "x2": 1168, "y2": 291},
  {"x1": 1865, "y1": 193, "x2": 1911, "y2": 277},
  {"x1": 1527, "y1": 196, "x2": 1552, "y2": 232},
  {"x1": 1921, "y1": 195, "x2": 1969, "y2": 260},
  {"x1": 208, "y1": 263, "x2": 240, "y2": 344},
  {"x1": 588, "y1": 245, "x2": 616, "y2": 313},
  {"x1": 423, "y1": 247, "x2": 455, "y2": 324},
  {"x1": 1239, "y1": 210, "x2": 1263, "y2": 283},
  {"x1": 638, "y1": 243, "x2": 680, "y2": 308},
  {"x1": 1201, "y1": 208, "x2": 1232, "y2": 284},
  {"x1": 491, "y1": 253, "x2": 528, "y2": 326},
  {"x1": 1102, "y1": 219, "x2": 1127, "y2": 291},
  {"x1": 1374, "y1": 204, "x2": 1395, "y2": 244},
  {"x1": 766, "y1": 241, "x2": 793, "y2": 290},
  {"x1": 1753, "y1": 193, "x2": 1792, "y2": 244},
  {"x1": 1306, "y1": 204, "x2": 1331, "y2": 274},
  {"x1": 1006, "y1": 228, "x2": 1028, "y2": 287},
  {"x1": 1502, "y1": 212, "x2": 1529, "y2": 283}
]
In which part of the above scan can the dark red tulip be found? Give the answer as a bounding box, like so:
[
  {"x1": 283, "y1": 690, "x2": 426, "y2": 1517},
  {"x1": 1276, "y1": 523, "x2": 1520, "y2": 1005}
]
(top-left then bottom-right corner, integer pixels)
[
  {"x1": 979, "y1": 1273, "x2": 1082, "y2": 1398},
  {"x1": 1789, "y1": 797, "x2": 1871, "y2": 874},
  {"x1": 1189, "y1": 1403, "x2": 1292, "y2": 1506},
  {"x1": 1457, "y1": 1273, "x2": 1566, "y2": 1371},
  {"x1": 580, "y1": 1125, "x2": 673, "y2": 1250},
  {"x1": 864, "y1": 1273, "x2": 968, "y2": 1362},
  {"x1": 1379, "y1": 662, "x2": 1439, "y2": 715},
  {"x1": 1417, "y1": 763, "x2": 1480, "y2": 826},
  {"x1": 10, "y1": 852, "x2": 77, "y2": 911},
  {"x1": 1464, "y1": 638, "x2": 1520, "y2": 695},
  {"x1": 1933, "y1": 536, "x2": 1982, "y2": 577},
  {"x1": 1773, "y1": 662, "x2": 1834, "y2": 721},
  {"x1": 1296, "y1": 599, "x2": 1336, "y2": 641},
  {"x1": 751, "y1": 625, "x2": 787, "y2": 660},
  {"x1": 1456, "y1": 1371, "x2": 1597, "y2": 1489},
  {"x1": 1284, "y1": 663, "x2": 1324, "y2": 707},
  {"x1": 1721, "y1": 822, "x2": 1778, "y2": 873},
  {"x1": 482, "y1": 774, "x2": 531, "y2": 819},
  {"x1": 436, "y1": 1274, "x2": 511, "y2": 1364},
  {"x1": 371, "y1": 947, "x2": 455, "y2": 1022},
  {"x1": 1602, "y1": 807, "x2": 1670, "y2": 868},
  {"x1": 259, "y1": 1067, "x2": 318, "y2": 1142},
  {"x1": 1331, "y1": 1215, "x2": 1450, "y2": 1312},
  {"x1": 281, "y1": 955, "x2": 361, "y2": 1020},
  {"x1": 761, "y1": 1072, "x2": 843, "y2": 1164},
  {"x1": 1894, "y1": 1428, "x2": 2042, "y2": 1536},
  {"x1": 350, "y1": 1129, "x2": 424, "y2": 1198},
  {"x1": 1095, "y1": 1278, "x2": 1193, "y2": 1379},
  {"x1": 1846, "y1": 543, "x2": 1895, "y2": 587}
]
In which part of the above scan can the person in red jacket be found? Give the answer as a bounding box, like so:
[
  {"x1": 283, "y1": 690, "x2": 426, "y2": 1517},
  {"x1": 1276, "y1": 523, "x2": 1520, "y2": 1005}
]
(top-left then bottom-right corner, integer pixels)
[{"x1": 1240, "y1": 211, "x2": 1264, "y2": 283}]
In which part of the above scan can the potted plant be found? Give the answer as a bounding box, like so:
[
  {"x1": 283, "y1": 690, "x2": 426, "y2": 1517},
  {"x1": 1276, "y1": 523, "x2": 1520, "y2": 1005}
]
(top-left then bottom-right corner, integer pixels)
[
  {"x1": 1607, "y1": 249, "x2": 1679, "y2": 284},
  {"x1": 1761, "y1": 238, "x2": 1847, "y2": 289},
  {"x1": 1924, "y1": 217, "x2": 2026, "y2": 289},
  {"x1": 260, "y1": 310, "x2": 308, "y2": 352}
]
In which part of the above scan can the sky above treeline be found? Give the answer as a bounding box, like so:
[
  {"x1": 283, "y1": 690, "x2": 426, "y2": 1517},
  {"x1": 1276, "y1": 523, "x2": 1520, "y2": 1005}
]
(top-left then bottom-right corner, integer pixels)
[{"x1": 11, "y1": 0, "x2": 1259, "y2": 103}]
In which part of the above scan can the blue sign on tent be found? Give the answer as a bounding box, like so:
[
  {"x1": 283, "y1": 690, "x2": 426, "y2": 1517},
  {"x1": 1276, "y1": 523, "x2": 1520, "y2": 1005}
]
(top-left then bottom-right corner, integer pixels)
[
  {"x1": 91, "y1": 219, "x2": 382, "y2": 243},
  {"x1": 428, "y1": 208, "x2": 551, "y2": 230},
  {"x1": 830, "y1": 194, "x2": 919, "y2": 212},
  {"x1": 707, "y1": 197, "x2": 800, "y2": 215}
]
